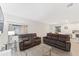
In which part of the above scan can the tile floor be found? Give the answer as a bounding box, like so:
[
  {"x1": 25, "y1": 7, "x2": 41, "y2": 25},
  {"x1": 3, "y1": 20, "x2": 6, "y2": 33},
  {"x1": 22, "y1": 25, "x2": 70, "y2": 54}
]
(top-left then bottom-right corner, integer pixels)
[{"x1": 14, "y1": 39, "x2": 79, "y2": 56}]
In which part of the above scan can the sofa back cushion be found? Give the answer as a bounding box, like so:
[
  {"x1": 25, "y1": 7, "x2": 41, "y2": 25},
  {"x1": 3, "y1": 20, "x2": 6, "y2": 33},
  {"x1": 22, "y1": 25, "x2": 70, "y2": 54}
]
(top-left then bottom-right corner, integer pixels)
[
  {"x1": 19, "y1": 34, "x2": 29, "y2": 42},
  {"x1": 28, "y1": 33, "x2": 37, "y2": 40},
  {"x1": 59, "y1": 34, "x2": 70, "y2": 41},
  {"x1": 47, "y1": 33, "x2": 59, "y2": 39},
  {"x1": 47, "y1": 33, "x2": 52, "y2": 36},
  {"x1": 47, "y1": 33, "x2": 70, "y2": 41},
  {"x1": 30, "y1": 33, "x2": 37, "y2": 38},
  {"x1": 19, "y1": 33, "x2": 37, "y2": 41}
]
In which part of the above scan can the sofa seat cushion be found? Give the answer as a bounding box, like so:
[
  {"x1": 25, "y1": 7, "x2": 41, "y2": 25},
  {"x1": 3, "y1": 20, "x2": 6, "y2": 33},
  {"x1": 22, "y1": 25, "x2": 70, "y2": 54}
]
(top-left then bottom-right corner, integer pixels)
[
  {"x1": 34, "y1": 39, "x2": 41, "y2": 43},
  {"x1": 54, "y1": 40, "x2": 66, "y2": 47},
  {"x1": 45, "y1": 36, "x2": 52, "y2": 39},
  {"x1": 24, "y1": 41, "x2": 31, "y2": 45},
  {"x1": 59, "y1": 38, "x2": 68, "y2": 42},
  {"x1": 23, "y1": 37, "x2": 29, "y2": 41},
  {"x1": 51, "y1": 37, "x2": 58, "y2": 40},
  {"x1": 34, "y1": 37, "x2": 41, "y2": 39}
]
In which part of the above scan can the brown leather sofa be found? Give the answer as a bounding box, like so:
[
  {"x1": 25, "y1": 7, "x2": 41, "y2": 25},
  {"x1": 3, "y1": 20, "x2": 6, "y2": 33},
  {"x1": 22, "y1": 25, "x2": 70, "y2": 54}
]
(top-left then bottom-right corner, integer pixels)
[
  {"x1": 43, "y1": 33, "x2": 71, "y2": 51},
  {"x1": 19, "y1": 33, "x2": 41, "y2": 51}
]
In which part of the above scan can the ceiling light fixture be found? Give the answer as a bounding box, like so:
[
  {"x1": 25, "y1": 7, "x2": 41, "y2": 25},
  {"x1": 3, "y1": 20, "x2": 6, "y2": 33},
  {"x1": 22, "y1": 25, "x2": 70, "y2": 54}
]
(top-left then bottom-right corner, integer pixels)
[{"x1": 67, "y1": 3, "x2": 74, "y2": 8}]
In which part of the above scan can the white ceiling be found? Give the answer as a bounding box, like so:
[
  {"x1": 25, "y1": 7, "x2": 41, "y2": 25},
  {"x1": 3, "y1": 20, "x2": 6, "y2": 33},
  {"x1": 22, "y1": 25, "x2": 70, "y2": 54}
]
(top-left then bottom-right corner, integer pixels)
[{"x1": 1, "y1": 3, "x2": 79, "y2": 24}]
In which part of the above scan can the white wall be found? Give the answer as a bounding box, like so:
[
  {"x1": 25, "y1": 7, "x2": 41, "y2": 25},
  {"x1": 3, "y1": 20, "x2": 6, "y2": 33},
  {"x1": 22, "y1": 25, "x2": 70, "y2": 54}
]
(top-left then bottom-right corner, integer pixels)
[
  {"x1": 50, "y1": 23, "x2": 79, "y2": 34},
  {"x1": 60, "y1": 23, "x2": 79, "y2": 34},
  {"x1": 0, "y1": 14, "x2": 49, "y2": 47}
]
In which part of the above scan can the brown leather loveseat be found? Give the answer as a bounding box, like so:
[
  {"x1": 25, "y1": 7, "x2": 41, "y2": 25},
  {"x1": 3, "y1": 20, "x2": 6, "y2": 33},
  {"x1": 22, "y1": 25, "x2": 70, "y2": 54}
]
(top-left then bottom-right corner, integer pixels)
[{"x1": 19, "y1": 33, "x2": 41, "y2": 51}]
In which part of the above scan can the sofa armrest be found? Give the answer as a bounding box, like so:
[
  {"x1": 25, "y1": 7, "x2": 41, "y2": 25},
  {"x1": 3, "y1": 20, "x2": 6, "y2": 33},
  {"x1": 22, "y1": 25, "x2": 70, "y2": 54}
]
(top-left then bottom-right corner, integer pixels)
[
  {"x1": 34, "y1": 37, "x2": 41, "y2": 39},
  {"x1": 66, "y1": 41, "x2": 70, "y2": 43},
  {"x1": 43, "y1": 37, "x2": 47, "y2": 38},
  {"x1": 19, "y1": 41, "x2": 24, "y2": 49},
  {"x1": 65, "y1": 41, "x2": 71, "y2": 51},
  {"x1": 23, "y1": 39, "x2": 29, "y2": 42},
  {"x1": 43, "y1": 36, "x2": 50, "y2": 39},
  {"x1": 19, "y1": 39, "x2": 30, "y2": 45}
]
